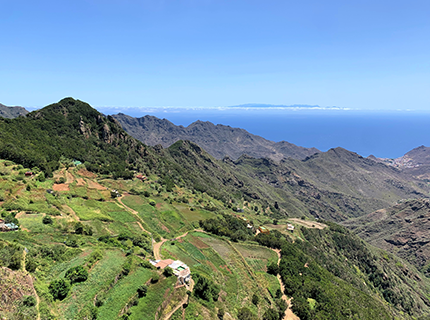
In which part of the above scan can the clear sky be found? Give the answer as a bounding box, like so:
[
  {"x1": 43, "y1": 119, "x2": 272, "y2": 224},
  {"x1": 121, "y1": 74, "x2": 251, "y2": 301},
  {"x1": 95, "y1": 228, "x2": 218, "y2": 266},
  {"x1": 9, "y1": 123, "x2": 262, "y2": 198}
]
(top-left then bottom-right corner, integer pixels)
[{"x1": 1, "y1": 0, "x2": 430, "y2": 110}]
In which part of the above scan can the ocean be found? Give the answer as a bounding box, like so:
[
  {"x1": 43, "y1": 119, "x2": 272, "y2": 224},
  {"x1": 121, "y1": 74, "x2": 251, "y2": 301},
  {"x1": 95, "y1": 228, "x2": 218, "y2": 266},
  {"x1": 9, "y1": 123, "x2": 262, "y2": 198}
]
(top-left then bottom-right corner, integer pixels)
[{"x1": 106, "y1": 107, "x2": 430, "y2": 159}]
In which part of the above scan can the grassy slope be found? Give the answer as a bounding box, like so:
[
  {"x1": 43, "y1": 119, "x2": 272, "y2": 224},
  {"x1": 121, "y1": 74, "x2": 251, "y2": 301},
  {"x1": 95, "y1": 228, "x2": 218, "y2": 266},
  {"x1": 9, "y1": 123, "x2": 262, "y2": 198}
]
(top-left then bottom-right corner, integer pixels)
[{"x1": 1, "y1": 158, "x2": 430, "y2": 319}]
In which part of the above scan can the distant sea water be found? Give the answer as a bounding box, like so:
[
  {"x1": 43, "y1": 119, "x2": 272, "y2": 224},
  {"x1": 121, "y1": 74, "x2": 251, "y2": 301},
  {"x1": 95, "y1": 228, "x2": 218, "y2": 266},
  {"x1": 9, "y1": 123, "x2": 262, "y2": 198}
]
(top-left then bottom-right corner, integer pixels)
[{"x1": 105, "y1": 107, "x2": 430, "y2": 159}]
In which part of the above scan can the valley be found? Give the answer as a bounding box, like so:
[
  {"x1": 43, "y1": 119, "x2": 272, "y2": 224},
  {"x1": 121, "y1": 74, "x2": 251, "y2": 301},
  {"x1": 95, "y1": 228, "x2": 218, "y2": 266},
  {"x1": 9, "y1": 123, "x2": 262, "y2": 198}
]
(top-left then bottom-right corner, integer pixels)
[{"x1": 1, "y1": 98, "x2": 430, "y2": 319}]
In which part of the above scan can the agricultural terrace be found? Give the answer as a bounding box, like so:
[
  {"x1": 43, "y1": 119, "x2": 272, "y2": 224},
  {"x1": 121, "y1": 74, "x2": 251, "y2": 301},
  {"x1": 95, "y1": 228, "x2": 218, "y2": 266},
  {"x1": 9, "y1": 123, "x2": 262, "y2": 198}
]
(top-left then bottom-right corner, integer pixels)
[{"x1": 160, "y1": 231, "x2": 280, "y2": 319}]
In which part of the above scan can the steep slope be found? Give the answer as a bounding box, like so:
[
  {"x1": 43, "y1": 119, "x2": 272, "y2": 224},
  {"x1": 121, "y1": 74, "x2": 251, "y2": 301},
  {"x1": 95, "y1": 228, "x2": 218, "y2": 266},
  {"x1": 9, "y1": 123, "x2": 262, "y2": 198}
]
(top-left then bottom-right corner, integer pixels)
[
  {"x1": 369, "y1": 145, "x2": 430, "y2": 180},
  {"x1": 0, "y1": 98, "x2": 158, "y2": 177},
  {"x1": 343, "y1": 199, "x2": 430, "y2": 270},
  {"x1": 0, "y1": 103, "x2": 28, "y2": 118},
  {"x1": 0, "y1": 98, "x2": 427, "y2": 224},
  {"x1": 282, "y1": 147, "x2": 428, "y2": 201},
  {"x1": 112, "y1": 113, "x2": 319, "y2": 161},
  {"x1": 2, "y1": 160, "x2": 430, "y2": 319},
  {"x1": 227, "y1": 148, "x2": 429, "y2": 221}
]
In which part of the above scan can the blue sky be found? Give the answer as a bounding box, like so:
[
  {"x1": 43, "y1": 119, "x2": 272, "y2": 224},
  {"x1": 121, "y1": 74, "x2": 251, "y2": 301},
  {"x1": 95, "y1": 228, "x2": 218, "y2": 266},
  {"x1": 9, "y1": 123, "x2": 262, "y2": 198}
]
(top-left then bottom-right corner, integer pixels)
[{"x1": 1, "y1": 0, "x2": 430, "y2": 110}]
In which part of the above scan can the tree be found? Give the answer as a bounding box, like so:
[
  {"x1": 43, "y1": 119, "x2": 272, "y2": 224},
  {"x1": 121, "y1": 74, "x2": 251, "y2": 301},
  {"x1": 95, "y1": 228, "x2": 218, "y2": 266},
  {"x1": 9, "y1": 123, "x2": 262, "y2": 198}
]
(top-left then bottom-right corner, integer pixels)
[
  {"x1": 151, "y1": 273, "x2": 160, "y2": 283},
  {"x1": 49, "y1": 279, "x2": 70, "y2": 300},
  {"x1": 262, "y1": 308, "x2": 279, "y2": 320},
  {"x1": 252, "y1": 293, "x2": 259, "y2": 306},
  {"x1": 137, "y1": 285, "x2": 148, "y2": 298},
  {"x1": 163, "y1": 267, "x2": 174, "y2": 277},
  {"x1": 23, "y1": 295, "x2": 36, "y2": 307},
  {"x1": 218, "y1": 307, "x2": 225, "y2": 320},
  {"x1": 237, "y1": 307, "x2": 257, "y2": 320},
  {"x1": 74, "y1": 222, "x2": 84, "y2": 234},
  {"x1": 42, "y1": 216, "x2": 53, "y2": 224},
  {"x1": 267, "y1": 262, "x2": 279, "y2": 275},
  {"x1": 65, "y1": 265, "x2": 88, "y2": 283}
]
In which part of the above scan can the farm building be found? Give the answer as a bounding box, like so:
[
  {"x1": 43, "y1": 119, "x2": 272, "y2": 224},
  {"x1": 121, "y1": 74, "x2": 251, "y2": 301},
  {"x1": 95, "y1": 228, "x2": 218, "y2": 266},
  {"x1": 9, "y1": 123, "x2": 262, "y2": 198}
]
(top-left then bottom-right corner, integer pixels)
[
  {"x1": 136, "y1": 174, "x2": 147, "y2": 181},
  {"x1": 258, "y1": 226, "x2": 270, "y2": 234},
  {"x1": 287, "y1": 224, "x2": 295, "y2": 231},
  {"x1": 0, "y1": 220, "x2": 19, "y2": 232},
  {"x1": 149, "y1": 259, "x2": 191, "y2": 284}
]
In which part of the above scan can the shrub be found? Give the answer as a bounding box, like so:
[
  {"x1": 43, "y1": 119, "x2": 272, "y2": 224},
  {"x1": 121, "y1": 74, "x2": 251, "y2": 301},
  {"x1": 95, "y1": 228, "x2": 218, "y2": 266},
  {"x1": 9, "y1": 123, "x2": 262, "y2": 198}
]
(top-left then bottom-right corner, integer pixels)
[
  {"x1": 237, "y1": 307, "x2": 257, "y2": 320},
  {"x1": 42, "y1": 216, "x2": 53, "y2": 225},
  {"x1": 151, "y1": 273, "x2": 159, "y2": 283},
  {"x1": 141, "y1": 260, "x2": 154, "y2": 269},
  {"x1": 23, "y1": 295, "x2": 36, "y2": 307},
  {"x1": 49, "y1": 279, "x2": 70, "y2": 300},
  {"x1": 65, "y1": 265, "x2": 88, "y2": 284},
  {"x1": 163, "y1": 267, "x2": 174, "y2": 277},
  {"x1": 252, "y1": 293, "x2": 259, "y2": 306},
  {"x1": 137, "y1": 285, "x2": 148, "y2": 298},
  {"x1": 149, "y1": 199, "x2": 156, "y2": 206}
]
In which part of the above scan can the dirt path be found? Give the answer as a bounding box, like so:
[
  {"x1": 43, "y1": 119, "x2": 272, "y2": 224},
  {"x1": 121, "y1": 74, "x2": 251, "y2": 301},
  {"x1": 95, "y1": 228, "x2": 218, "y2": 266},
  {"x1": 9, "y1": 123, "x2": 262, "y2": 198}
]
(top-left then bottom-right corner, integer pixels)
[
  {"x1": 87, "y1": 180, "x2": 107, "y2": 190},
  {"x1": 117, "y1": 195, "x2": 152, "y2": 235},
  {"x1": 63, "y1": 205, "x2": 80, "y2": 221},
  {"x1": 66, "y1": 171, "x2": 74, "y2": 184},
  {"x1": 22, "y1": 249, "x2": 41, "y2": 320},
  {"x1": 163, "y1": 279, "x2": 194, "y2": 320},
  {"x1": 272, "y1": 249, "x2": 300, "y2": 320},
  {"x1": 153, "y1": 239, "x2": 168, "y2": 260},
  {"x1": 153, "y1": 230, "x2": 206, "y2": 260},
  {"x1": 288, "y1": 218, "x2": 326, "y2": 229}
]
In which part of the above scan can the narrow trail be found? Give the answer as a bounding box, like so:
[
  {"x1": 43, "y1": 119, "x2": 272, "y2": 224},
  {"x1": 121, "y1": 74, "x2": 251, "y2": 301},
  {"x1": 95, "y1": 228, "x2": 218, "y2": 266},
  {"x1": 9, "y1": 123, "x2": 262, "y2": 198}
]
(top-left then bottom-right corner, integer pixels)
[
  {"x1": 163, "y1": 279, "x2": 195, "y2": 320},
  {"x1": 153, "y1": 230, "x2": 208, "y2": 260},
  {"x1": 272, "y1": 249, "x2": 300, "y2": 320},
  {"x1": 153, "y1": 239, "x2": 167, "y2": 260},
  {"x1": 63, "y1": 205, "x2": 80, "y2": 221},
  {"x1": 116, "y1": 195, "x2": 152, "y2": 235},
  {"x1": 22, "y1": 249, "x2": 41, "y2": 320}
]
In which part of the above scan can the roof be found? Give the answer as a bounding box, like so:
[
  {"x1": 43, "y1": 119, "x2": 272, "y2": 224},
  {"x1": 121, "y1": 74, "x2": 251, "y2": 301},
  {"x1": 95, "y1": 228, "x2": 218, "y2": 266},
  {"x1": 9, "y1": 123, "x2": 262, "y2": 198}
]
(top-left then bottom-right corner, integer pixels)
[
  {"x1": 5, "y1": 223, "x2": 18, "y2": 229},
  {"x1": 169, "y1": 260, "x2": 188, "y2": 270},
  {"x1": 155, "y1": 259, "x2": 174, "y2": 269}
]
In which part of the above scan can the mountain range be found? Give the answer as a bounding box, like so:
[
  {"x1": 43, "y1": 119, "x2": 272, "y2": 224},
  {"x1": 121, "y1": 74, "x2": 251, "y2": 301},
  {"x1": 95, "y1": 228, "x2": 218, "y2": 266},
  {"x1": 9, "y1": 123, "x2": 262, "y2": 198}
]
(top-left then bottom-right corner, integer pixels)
[
  {"x1": 0, "y1": 103, "x2": 28, "y2": 118},
  {"x1": 112, "y1": 113, "x2": 320, "y2": 161},
  {"x1": 2, "y1": 98, "x2": 430, "y2": 319}
]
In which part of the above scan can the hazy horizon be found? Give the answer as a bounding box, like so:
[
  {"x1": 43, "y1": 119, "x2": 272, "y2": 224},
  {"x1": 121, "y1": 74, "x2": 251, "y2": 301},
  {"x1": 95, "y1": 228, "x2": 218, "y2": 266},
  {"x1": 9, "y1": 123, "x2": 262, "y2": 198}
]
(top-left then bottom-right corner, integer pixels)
[{"x1": 2, "y1": 1, "x2": 430, "y2": 110}]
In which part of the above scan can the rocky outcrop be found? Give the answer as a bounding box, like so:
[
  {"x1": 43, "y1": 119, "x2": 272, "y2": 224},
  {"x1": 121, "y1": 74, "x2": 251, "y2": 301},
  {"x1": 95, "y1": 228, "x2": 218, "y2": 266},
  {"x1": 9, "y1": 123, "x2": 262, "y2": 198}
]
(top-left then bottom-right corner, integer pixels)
[
  {"x1": 0, "y1": 103, "x2": 28, "y2": 119},
  {"x1": 112, "y1": 113, "x2": 319, "y2": 161}
]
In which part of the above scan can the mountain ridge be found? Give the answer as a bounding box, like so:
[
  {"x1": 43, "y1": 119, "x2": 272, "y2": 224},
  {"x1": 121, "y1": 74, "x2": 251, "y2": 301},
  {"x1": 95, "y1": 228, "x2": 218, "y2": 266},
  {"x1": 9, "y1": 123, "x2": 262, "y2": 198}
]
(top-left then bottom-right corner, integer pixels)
[
  {"x1": 0, "y1": 103, "x2": 28, "y2": 119},
  {"x1": 112, "y1": 113, "x2": 320, "y2": 161}
]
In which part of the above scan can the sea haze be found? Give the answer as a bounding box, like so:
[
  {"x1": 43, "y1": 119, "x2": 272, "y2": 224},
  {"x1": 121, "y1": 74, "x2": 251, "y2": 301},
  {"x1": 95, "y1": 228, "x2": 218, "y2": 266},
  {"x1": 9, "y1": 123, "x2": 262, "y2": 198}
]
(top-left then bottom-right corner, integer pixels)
[{"x1": 104, "y1": 107, "x2": 430, "y2": 159}]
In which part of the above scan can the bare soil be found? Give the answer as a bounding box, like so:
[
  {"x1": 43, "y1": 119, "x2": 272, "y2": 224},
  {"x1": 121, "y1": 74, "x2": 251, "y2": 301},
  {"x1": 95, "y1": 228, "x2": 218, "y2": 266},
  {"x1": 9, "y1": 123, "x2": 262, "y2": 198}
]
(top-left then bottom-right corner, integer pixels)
[
  {"x1": 77, "y1": 169, "x2": 97, "y2": 178},
  {"x1": 87, "y1": 180, "x2": 106, "y2": 190},
  {"x1": 288, "y1": 218, "x2": 327, "y2": 229},
  {"x1": 53, "y1": 183, "x2": 70, "y2": 191}
]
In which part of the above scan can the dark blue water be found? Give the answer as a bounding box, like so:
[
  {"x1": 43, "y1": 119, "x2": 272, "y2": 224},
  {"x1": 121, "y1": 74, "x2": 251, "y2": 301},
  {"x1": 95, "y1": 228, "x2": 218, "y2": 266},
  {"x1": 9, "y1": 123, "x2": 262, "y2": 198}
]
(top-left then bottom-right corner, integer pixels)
[{"x1": 107, "y1": 108, "x2": 430, "y2": 159}]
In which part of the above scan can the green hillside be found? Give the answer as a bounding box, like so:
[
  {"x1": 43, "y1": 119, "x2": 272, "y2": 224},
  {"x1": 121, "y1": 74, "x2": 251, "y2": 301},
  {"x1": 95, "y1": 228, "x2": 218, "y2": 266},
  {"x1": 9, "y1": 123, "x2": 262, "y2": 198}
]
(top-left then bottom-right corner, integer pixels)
[{"x1": 2, "y1": 98, "x2": 430, "y2": 319}]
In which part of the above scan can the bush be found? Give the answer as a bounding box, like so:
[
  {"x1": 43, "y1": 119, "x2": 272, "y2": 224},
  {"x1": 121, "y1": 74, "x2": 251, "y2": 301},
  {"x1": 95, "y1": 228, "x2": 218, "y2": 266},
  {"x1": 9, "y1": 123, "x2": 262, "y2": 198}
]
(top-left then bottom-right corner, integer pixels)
[
  {"x1": 49, "y1": 279, "x2": 70, "y2": 300},
  {"x1": 42, "y1": 216, "x2": 53, "y2": 225},
  {"x1": 151, "y1": 273, "x2": 160, "y2": 283},
  {"x1": 65, "y1": 265, "x2": 88, "y2": 284},
  {"x1": 237, "y1": 307, "x2": 257, "y2": 320},
  {"x1": 37, "y1": 172, "x2": 46, "y2": 182},
  {"x1": 23, "y1": 295, "x2": 36, "y2": 307},
  {"x1": 137, "y1": 285, "x2": 148, "y2": 298},
  {"x1": 252, "y1": 293, "x2": 259, "y2": 306},
  {"x1": 149, "y1": 199, "x2": 156, "y2": 206},
  {"x1": 163, "y1": 267, "x2": 174, "y2": 277},
  {"x1": 141, "y1": 260, "x2": 154, "y2": 269}
]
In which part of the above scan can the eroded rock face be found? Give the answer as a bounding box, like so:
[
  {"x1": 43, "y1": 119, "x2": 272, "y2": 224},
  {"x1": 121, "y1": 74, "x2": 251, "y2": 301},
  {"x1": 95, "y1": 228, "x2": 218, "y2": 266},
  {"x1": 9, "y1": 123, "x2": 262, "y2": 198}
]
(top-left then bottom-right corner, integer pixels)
[
  {"x1": 112, "y1": 113, "x2": 320, "y2": 161},
  {"x1": 0, "y1": 267, "x2": 36, "y2": 316},
  {"x1": 343, "y1": 199, "x2": 430, "y2": 268}
]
